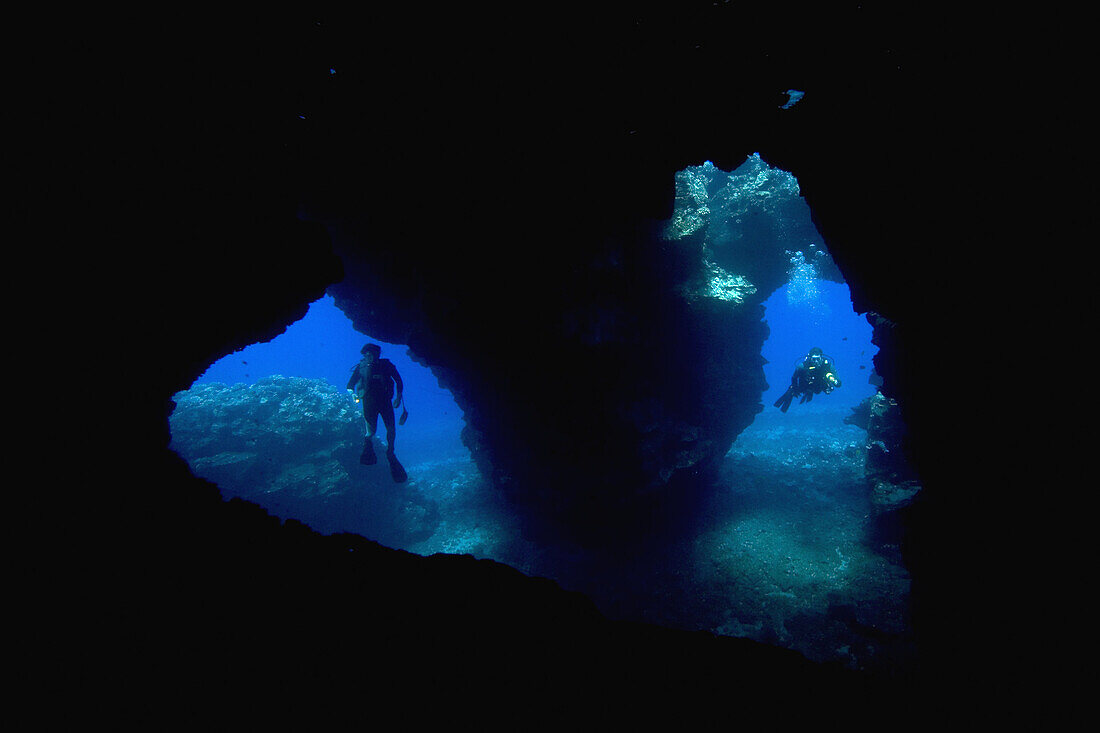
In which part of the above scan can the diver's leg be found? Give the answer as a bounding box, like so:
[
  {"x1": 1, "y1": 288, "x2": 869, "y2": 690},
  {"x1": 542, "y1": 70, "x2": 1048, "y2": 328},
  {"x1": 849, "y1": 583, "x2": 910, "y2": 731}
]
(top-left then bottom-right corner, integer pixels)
[
  {"x1": 360, "y1": 403, "x2": 379, "y2": 465},
  {"x1": 380, "y1": 404, "x2": 406, "y2": 483},
  {"x1": 380, "y1": 404, "x2": 396, "y2": 456}
]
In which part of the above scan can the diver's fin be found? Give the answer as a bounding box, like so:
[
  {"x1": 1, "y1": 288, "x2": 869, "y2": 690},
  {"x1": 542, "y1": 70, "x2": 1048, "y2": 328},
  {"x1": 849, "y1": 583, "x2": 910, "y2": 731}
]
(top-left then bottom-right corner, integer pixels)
[
  {"x1": 387, "y1": 453, "x2": 407, "y2": 483},
  {"x1": 774, "y1": 388, "x2": 794, "y2": 413},
  {"x1": 360, "y1": 440, "x2": 377, "y2": 465}
]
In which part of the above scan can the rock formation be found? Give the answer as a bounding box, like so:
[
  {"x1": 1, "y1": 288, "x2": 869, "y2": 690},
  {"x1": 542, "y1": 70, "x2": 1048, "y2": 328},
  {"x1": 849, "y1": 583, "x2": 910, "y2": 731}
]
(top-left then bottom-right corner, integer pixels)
[
  {"x1": 318, "y1": 155, "x2": 844, "y2": 547},
  {"x1": 845, "y1": 392, "x2": 922, "y2": 549},
  {"x1": 169, "y1": 377, "x2": 440, "y2": 545}
]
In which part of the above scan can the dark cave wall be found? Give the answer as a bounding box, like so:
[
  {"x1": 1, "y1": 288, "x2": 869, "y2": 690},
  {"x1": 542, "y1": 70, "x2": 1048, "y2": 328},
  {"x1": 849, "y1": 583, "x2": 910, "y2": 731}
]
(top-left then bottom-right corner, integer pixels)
[
  {"x1": 308, "y1": 122, "x2": 841, "y2": 549},
  {"x1": 94, "y1": 4, "x2": 1050, "y2": 723},
  {"x1": 322, "y1": 199, "x2": 780, "y2": 545}
]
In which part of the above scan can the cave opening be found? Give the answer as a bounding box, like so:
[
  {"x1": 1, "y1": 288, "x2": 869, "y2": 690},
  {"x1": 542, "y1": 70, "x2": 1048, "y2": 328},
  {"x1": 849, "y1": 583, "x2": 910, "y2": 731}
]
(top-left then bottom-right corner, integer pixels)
[
  {"x1": 167, "y1": 154, "x2": 918, "y2": 676},
  {"x1": 759, "y1": 278, "x2": 879, "y2": 416},
  {"x1": 712, "y1": 275, "x2": 909, "y2": 671},
  {"x1": 649, "y1": 154, "x2": 917, "y2": 672},
  {"x1": 168, "y1": 293, "x2": 489, "y2": 550}
]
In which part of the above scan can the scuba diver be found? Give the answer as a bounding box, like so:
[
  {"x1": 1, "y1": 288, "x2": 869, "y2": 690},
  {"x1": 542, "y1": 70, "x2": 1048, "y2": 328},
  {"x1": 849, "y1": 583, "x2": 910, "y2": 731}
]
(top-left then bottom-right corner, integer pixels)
[
  {"x1": 773, "y1": 347, "x2": 842, "y2": 413},
  {"x1": 347, "y1": 343, "x2": 408, "y2": 483}
]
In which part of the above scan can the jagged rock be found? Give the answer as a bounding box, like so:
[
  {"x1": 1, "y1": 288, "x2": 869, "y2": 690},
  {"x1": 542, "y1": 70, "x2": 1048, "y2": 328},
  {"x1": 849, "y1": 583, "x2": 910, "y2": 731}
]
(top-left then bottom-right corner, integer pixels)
[
  {"x1": 846, "y1": 392, "x2": 922, "y2": 511},
  {"x1": 667, "y1": 156, "x2": 843, "y2": 305},
  {"x1": 169, "y1": 376, "x2": 363, "y2": 481},
  {"x1": 168, "y1": 376, "x2": 440, "y2": 544}
]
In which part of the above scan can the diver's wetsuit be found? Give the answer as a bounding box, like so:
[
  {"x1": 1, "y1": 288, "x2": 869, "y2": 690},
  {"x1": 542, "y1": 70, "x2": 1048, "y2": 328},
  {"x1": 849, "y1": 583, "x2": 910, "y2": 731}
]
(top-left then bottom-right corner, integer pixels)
[
  {"x1": 347, "y1": 356, "x2": 405, "y2": 480},
  {"x1": 774, "y1": 351, "x2": 841, "y2": 412}
]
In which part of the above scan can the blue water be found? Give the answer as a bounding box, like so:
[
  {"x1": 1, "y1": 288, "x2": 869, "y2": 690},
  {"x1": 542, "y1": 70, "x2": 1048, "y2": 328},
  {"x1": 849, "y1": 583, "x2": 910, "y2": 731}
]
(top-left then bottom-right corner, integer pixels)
[
  {"x1": 193, "y1": 294, "x2": 469, "y2": 461},
  {"x1": 760, "y1": 279, "x2": 878, "y2": 415},
  {"x1": 192, "y1": 276, "x2": 877, "y2": 463}
]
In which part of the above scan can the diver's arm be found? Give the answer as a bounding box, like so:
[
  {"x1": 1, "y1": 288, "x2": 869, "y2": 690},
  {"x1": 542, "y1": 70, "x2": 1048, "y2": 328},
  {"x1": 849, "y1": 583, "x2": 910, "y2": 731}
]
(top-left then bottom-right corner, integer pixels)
[
  {"x1": 390, "y1": 364, "x2": 404, "y2": 408},
  {"x1": 346, "y1": 367, "x2": 360, "y2": 392}
]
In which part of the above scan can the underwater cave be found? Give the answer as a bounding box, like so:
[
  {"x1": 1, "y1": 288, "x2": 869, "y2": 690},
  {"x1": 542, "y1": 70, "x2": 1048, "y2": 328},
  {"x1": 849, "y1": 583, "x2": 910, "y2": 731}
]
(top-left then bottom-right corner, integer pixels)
[
  {"x1": 168, "y1": 155, "x2": 918, "y2": 674},
  {"x1": 102, "y1": 7, "x2": 1046, "y2": 724}
]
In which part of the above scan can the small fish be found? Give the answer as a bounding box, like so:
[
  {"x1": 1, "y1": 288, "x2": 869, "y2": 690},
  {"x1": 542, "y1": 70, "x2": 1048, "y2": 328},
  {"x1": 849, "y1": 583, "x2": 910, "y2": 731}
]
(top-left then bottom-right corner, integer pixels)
[{"x1": 779, "y1": 89, "x2": 805, "y2": 109}]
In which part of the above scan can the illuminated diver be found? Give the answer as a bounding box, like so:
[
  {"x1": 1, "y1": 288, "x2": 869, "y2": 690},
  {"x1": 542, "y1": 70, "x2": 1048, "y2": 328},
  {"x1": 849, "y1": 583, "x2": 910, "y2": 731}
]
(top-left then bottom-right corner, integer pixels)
[{"x1": 773, "y1": 347, "x2": 841, "y2": 412}]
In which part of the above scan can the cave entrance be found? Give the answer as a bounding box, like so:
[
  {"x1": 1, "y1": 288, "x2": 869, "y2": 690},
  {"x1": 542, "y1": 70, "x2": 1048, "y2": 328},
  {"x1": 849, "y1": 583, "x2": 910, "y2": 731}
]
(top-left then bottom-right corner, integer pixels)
[
  {"x1": 186, "y1": 293, "x2": 470, "y2": 461},
  {"x1": 714, "y1": 259, "x2": 913, "y2": 675},
  {"x1": 674, "y1": 155, "x2": 916, "y2": 673},
  {"x1": 168, "y1": 293, "x2": 480, "y2": 547},
  {"x1": 670, "y1": 154, "x2": 882, "y2": 425}
]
